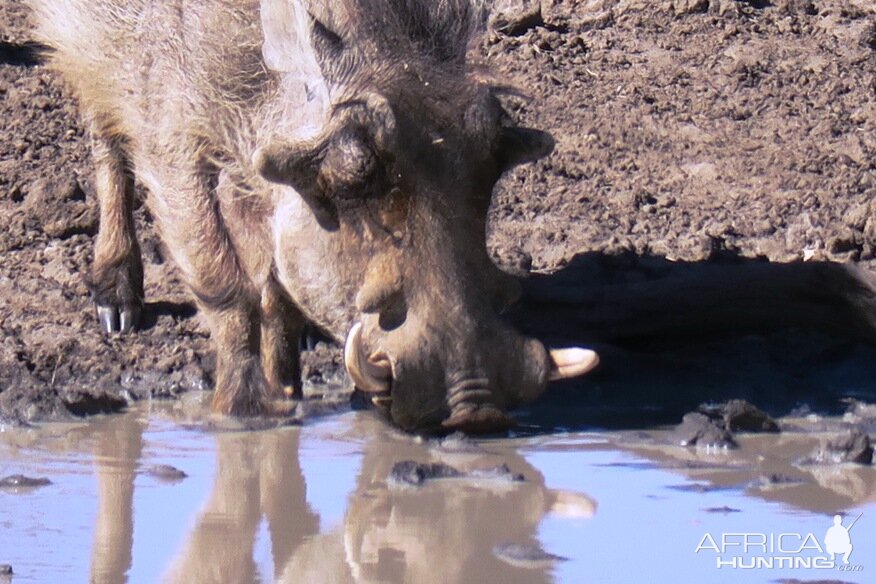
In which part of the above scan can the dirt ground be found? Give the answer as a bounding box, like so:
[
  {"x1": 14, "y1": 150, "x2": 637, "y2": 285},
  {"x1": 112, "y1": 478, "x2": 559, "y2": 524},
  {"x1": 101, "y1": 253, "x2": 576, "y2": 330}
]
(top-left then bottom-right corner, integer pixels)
[{"x1": 1, "y1": 0, "x2": 876, "y2": 429}]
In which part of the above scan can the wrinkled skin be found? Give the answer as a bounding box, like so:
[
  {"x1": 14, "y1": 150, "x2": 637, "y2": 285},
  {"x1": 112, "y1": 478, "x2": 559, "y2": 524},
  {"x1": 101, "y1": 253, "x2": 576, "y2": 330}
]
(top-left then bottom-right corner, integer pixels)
[{"x1": 30, "y1": 0, "x2": 598, "y2": 432}]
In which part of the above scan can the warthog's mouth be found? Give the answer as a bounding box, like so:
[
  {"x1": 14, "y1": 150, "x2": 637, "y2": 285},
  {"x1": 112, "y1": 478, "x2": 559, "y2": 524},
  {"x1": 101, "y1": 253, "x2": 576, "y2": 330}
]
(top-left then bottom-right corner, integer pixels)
[{"x1": 344, "y1": 321, "x2": 600, "y2": 431}]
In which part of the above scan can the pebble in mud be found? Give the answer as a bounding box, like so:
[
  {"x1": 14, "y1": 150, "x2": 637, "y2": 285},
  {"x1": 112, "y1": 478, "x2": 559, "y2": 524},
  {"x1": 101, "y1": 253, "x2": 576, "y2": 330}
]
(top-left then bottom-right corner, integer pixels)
[
  {"x1": 143, "y1": 464, "x2": 188, "y2": 483},
  {"x1": 0, "y1": 474, "x2": 51, "y2": 490},
  {"x1": 700, "y1": 400, "x2": 780, "y2": 434},
  {"x1": 672, "y1": 412, "x2": 737, "y2": 449},
  {"x1": 493, "y1": 543, "x2": 568, "y2": 569}
]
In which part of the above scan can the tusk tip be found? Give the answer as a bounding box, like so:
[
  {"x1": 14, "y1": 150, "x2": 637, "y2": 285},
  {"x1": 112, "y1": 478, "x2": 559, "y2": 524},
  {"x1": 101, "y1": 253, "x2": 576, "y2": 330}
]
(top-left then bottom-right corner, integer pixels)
[
  {"x1": 548, "y1": 347, "x2": 599, "y2": 381},
  {"x1": 344, "y1": 322, "x2": 392, "y2": 393}
]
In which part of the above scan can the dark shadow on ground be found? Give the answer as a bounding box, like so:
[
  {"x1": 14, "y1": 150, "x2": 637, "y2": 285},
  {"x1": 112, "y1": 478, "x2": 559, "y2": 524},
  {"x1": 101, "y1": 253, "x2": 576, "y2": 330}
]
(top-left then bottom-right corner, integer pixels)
[
  {"x1": 504, "y1": 252, "x2": 876, "y2": 432},
  {"x1": 0, "y1": 41, "x2": 47, "y2": 67},
  {"x1": 139, "y1": 300, "x2": 198, "y2": 330}
]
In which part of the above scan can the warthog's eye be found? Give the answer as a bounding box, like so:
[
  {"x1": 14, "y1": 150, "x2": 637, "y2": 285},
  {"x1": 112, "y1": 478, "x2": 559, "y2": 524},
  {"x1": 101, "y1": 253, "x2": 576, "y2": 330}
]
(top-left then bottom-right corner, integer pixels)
[
  {"x1": 319, "y1": 131, "x2": 381, "y2": 199},
  {"x1": 255, "y1": 93, "x2": 397, "y2": 229}
]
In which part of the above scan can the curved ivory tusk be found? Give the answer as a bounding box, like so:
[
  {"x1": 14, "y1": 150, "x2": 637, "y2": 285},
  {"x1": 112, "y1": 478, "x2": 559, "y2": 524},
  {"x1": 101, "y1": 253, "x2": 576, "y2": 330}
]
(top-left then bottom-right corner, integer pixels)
[
  {"x1": 344, "y1": 322, "x2": 392, "y2": 393},
  {"x1": 548, "y1": 347, "x2": 599, "y2": 381}
]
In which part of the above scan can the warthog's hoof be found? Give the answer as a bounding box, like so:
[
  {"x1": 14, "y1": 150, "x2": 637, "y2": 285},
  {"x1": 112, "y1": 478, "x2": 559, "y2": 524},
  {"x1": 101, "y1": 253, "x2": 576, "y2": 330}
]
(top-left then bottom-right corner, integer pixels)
[
  {"x1": 90, "y1": 248, "x2": 144, "y2": 335},
  {"x1": 96, "y1": 302, "x2": 141, "y2": 334}
]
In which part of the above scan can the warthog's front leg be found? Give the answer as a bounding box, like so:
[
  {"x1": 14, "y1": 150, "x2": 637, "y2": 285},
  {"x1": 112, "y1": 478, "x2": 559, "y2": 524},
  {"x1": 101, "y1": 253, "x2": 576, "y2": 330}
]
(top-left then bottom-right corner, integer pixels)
[
  {"x1": 141, "y1": 164, "x2": 273, "y2": 416},
  {"x1": 88, "y1": 117, "x2": 143, "y2": 334},
  {"x1": 260, "y1": 279, "x2": 305, "y2": 400},
  {"x1": 204, "y1": 301, "x2": 272, "y2": 416}
]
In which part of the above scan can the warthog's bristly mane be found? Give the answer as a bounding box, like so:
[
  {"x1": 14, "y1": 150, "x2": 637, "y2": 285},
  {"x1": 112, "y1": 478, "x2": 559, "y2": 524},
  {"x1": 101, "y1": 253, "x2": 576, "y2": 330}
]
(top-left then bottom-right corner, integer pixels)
[
  {"x1": 298, "y1": 0, "x2": 488, "y2": 87},
  {"x1": 328, "y1": 0, "x2": 486, "y2": 62}
]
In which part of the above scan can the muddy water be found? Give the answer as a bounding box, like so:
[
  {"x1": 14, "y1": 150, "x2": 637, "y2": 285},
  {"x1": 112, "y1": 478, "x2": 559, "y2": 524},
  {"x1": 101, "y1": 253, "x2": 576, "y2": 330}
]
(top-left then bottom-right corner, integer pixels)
[{"x1": 0, "y1": 400, "x2": 873, "y2": 584}]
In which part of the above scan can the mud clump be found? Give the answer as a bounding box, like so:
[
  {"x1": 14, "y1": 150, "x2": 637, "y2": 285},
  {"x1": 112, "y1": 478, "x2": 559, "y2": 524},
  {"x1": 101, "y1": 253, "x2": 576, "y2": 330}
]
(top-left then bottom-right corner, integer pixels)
[
  {"x1": 700, "y1": 399, "x2": 780, "y2": 433},
  {"x1": 493, "y1": 542, "x2": 568, "y2": 569},
  {"x1": 703, "y1": 505, "x2": 741, "y2": 513},
  {"x1": 390, "y1": 461, "x2": 463, "y2": 486},
  {"x1": 23, "y1": 177, "x2": 98, "y2": 241},
  {"x1": 774, "y1": 580, "x2": 861, "y2": 584},
  {"x1": 62, "y1": 389, "x2": 127, "y2": 416},
  {"x1": 389, "y1": 460, "x2": 525, "y2": 487},
  {"x1": 757, "y1": 473, "x2": 806, "y2": 489},
  {"x1": 672, "y1": 399, "x2": 779, "y2": 448},
  {"x1": 806, "y1": 428, "x2": 874, "y2": 465},
  {"x1": 674, "y1": 412, "x2": 738, "y2": 448},
  {"x1": 489, "y1": 0, "x2": 542, "y2": 35},
  {"x1": 144, "y1": 464, "x2": 188, "y2": 483},
  {"x1": 841, "y1": 399, "x2": 876, "y2": 433},
  {"x1": 0, "y1": 474, "x2": 51, "y2": 490}
]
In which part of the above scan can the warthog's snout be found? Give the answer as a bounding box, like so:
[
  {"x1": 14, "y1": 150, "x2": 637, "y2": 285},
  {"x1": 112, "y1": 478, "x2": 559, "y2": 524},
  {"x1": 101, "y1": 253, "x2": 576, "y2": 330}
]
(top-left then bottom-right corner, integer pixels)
[{"x1": 345, "y1": 317, "x2": 598, "y2": 433}]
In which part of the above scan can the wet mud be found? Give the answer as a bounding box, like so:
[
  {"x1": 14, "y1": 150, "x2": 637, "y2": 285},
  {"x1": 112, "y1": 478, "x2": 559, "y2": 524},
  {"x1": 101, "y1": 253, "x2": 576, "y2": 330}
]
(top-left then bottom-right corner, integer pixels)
[{"x1": 0, "y1": 403, "x2": 872, "y2": 582}]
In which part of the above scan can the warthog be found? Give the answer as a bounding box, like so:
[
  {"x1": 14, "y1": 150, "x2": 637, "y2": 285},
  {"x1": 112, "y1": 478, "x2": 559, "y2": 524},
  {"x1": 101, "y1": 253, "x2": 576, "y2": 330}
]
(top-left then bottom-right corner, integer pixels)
[{"x1": 29, "y1": 0, "x2": 598, "y2": 432}]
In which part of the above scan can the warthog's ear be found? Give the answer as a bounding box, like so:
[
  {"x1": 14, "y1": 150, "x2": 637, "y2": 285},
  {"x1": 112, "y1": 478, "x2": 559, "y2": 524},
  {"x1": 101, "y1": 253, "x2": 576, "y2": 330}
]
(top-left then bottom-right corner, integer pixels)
[{"x1": 496, "y1": 127, "x2": 555, "y2": 171}]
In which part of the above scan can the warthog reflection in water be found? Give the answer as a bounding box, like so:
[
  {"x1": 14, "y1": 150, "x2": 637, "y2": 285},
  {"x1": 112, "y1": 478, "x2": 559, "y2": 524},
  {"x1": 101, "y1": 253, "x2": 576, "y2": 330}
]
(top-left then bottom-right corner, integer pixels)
[
  {"x1": 86, "y1": 413, "x2": 594, "y2": 583},
  {"x1": 81, "y1": 412, "x2": 876, "y2": 583}
]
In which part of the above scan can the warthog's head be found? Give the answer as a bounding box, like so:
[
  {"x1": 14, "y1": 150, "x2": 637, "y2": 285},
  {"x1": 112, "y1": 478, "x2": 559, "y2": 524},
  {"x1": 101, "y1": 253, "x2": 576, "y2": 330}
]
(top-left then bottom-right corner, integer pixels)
[{"x1": 255, "y1": 0, "x2": 597, "y2": 432}]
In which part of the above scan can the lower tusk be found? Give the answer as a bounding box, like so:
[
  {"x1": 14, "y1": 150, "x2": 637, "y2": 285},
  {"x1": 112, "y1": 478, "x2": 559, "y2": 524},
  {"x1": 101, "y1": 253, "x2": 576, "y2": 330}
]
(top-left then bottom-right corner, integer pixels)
[
  {"x1": 548, "y1": 347, "x2": 599, "y2": 380},
  {"x1": 344, "y1": 322, "x2": 393, "y2": 393}
]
